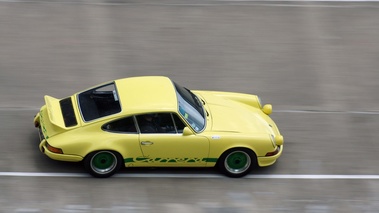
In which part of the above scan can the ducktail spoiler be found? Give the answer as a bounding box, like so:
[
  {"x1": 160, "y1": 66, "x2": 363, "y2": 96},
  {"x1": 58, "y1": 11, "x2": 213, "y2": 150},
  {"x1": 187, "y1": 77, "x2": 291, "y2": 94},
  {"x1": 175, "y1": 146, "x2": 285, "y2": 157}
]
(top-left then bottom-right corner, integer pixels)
[{"x1": 44, "y1": 95, "x2": 78, "y2": 129}]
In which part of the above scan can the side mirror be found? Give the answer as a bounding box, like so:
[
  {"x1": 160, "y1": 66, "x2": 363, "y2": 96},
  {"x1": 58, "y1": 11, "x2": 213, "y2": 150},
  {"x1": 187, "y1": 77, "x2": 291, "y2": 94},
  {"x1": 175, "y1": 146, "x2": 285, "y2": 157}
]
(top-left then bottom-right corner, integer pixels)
[
  {"x1": 262, "y1": 104, "x2": 272, "y2": 115},
  {"x1": 182, "y1": 127, "x2": 193, "y2": 136}
]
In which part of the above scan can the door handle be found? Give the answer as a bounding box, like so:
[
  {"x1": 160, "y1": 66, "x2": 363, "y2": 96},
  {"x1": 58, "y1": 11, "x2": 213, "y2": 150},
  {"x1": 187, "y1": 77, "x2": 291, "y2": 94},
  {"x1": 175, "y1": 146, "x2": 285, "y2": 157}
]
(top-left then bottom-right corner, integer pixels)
[{"x1": 141, "y1": 141, "x2": 154, "y2": 145}]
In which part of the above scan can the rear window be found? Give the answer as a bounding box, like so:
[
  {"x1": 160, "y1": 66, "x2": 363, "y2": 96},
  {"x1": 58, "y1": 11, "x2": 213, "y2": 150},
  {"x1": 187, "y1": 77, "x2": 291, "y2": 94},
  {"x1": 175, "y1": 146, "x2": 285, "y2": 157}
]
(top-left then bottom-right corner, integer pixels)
[
  {"x1": 60, "y1": 97, "x2": 77, "y2": 127},
  {"x1": 78, "y1": 82, "x2": 121, "y2": 122}
]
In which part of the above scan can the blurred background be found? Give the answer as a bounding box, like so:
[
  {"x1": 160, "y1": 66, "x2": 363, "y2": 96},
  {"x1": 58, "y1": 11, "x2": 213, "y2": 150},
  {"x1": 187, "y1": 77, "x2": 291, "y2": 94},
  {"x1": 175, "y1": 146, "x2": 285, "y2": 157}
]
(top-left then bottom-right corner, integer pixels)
[{"x1": 1, "y1": 0, "x2": 379, "y2": 212}]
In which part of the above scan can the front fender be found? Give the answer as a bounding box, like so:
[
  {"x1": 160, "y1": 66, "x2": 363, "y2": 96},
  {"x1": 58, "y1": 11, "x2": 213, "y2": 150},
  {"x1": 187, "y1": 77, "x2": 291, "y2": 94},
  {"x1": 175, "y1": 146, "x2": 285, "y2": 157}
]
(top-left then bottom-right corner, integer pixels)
[{"x1": 207, "y1": 133, "x2": 272, "y2": 160}]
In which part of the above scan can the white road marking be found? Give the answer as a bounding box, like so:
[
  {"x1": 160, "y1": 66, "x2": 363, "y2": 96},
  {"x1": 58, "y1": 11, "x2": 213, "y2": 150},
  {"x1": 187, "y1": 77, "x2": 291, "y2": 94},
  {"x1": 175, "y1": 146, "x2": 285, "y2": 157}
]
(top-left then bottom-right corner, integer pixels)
[
  {"x1": 0, "y1": 172, "x2": 87, "y2": 177},
  {"x1": 1, "y1": 172, "x2": 379, "y2": 179},
  {"x1": 275, "y1": 110, "x2": 379, "y2": 115}
]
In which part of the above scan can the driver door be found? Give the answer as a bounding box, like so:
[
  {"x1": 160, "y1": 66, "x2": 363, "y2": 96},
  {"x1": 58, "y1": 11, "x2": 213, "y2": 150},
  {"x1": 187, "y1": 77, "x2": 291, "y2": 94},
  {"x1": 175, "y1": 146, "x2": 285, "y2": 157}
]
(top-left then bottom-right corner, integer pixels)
[{"x1": 136, "y1": 113, "x2": 209, "y2": 166}]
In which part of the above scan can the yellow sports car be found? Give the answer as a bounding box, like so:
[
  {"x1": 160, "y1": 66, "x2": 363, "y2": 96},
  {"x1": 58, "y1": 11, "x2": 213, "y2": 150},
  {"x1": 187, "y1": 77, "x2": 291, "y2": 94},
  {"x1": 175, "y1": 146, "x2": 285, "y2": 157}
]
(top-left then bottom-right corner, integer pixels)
[{"x1": 34, "y1": 76, "x2": 283, "y2": 178}]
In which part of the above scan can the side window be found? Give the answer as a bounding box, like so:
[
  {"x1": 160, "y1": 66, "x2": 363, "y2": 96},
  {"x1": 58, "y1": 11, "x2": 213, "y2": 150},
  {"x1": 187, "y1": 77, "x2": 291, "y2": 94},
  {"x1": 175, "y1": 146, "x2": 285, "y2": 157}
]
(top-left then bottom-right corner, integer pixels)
[
  {"x1": 136, "y1": 113, "x2": 185, "y2": 134},
  {"x1": 102, "y1": 117, "x2": 137, "y2": 133}
]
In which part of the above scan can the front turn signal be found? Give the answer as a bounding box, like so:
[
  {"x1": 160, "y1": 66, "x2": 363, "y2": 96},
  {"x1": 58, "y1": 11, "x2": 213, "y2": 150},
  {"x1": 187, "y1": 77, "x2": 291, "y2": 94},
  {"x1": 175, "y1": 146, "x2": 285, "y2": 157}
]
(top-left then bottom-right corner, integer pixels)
[{"x1": 265, "y1": 146, "x2": 280, "y2": 157}]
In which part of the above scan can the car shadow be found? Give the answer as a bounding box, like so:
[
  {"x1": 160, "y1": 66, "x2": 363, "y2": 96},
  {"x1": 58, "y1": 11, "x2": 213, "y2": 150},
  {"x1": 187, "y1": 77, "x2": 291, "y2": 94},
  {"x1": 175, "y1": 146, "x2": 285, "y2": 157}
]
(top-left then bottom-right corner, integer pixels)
[{"x1": 118, "y1": 163, "x2": 279, "y2": 177}]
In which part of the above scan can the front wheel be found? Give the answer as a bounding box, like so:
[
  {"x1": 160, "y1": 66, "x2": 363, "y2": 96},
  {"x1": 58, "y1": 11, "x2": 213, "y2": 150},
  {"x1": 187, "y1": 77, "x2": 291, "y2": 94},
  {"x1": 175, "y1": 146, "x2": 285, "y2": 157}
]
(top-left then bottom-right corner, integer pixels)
[
  {"x1": 84, "y1": 151, "x2": 123, "y2": 178},
  {"x1": 218, "y1": 148, "x2": 256, "y2": 178}
]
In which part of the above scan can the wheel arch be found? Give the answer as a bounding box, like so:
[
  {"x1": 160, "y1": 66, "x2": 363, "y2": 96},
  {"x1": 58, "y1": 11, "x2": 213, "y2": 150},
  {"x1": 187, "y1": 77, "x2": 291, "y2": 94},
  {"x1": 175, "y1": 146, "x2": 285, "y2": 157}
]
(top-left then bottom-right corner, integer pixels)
[
  {"x1": 84, "y1": 149, "x2": 124, "y2": 162},
  {"x1": 216, "y1": 146, "x2": 258, "y2": 167}
]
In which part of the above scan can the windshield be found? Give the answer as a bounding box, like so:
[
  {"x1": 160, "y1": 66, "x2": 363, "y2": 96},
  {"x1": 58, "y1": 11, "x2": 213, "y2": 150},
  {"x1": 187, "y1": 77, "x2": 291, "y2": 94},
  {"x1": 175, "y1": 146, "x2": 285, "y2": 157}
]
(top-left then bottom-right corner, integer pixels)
[
  {"x1": 174, "y1": 82, "x2": 205, "y2": 132},
  {"x1": 78, "y1": 82, "x2": 121, "y2": 122}
]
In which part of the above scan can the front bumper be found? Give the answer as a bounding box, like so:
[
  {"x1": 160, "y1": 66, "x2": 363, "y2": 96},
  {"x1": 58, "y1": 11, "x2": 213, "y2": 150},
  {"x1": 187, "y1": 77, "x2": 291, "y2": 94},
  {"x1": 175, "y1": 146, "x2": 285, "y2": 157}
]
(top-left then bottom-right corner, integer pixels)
[{"x1": 257, "y1": 146, "x2": 283, "y2": 167}]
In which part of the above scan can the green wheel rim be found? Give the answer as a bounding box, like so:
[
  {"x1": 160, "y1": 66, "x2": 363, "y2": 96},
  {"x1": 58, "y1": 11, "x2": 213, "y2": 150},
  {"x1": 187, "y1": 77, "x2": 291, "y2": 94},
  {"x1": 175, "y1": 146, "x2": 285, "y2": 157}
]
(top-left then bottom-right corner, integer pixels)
[
  {"x1": 90, "y1": 151, "x2": 117, "y2": 174},
  {"x1": 224, "y1": 151, "x2": 251, "y2": 174}
]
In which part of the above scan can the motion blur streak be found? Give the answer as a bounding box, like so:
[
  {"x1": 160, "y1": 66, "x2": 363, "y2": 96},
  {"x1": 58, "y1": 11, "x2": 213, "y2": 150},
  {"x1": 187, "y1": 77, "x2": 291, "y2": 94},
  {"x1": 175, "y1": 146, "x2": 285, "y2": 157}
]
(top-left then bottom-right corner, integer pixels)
[
  {"x1": 2, "y1": 107, "x2": 379, "y2": 114},
  {"x1": 1, "y1": 0, "x2": 379, "y2": 212}
]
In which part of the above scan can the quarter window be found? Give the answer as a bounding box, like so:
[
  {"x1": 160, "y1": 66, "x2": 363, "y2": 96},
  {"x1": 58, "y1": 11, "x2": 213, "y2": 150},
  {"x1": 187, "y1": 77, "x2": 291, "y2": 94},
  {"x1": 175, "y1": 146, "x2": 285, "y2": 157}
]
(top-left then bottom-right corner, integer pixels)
[{"x1": 102, "y1": 117, "x2": 137, "y2": 133}]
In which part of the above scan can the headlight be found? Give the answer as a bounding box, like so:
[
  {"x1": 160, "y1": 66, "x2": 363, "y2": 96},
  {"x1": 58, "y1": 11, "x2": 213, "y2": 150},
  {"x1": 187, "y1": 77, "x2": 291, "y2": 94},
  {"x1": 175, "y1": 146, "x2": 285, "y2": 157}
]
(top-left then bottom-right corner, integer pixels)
[{"x1": 275, "y1": 135, "x2": 284, "y2": 146}]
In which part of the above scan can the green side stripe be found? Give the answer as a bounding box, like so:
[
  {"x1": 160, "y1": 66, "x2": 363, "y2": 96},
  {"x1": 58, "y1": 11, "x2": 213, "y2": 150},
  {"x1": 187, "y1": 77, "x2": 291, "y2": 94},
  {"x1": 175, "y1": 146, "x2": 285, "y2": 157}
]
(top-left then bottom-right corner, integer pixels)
[
  {"x1": 124, "y1": 157, "x2": 218, "y2": 163},
  {"x1": 124, "y1": 158, "x2": 134, "y2": 163},
  {"x1": 202, "y1": 158, "x2": 218, "y2": 163}
]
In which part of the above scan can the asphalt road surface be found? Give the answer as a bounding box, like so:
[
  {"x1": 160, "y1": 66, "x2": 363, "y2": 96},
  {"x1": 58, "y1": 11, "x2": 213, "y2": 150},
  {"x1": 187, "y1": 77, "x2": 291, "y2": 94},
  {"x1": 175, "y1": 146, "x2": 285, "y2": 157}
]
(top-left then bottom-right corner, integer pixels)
[{"x1": 1, "y1": 0, "x2": 379, "y2": 212}]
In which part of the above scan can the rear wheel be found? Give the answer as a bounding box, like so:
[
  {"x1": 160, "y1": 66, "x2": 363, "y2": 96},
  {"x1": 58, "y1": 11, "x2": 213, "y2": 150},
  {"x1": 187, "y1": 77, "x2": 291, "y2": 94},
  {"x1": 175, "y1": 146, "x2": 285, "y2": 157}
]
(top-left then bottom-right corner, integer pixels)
[
  {"x1": 218, "y1": 148, "x2": 256, "y2": 178},
  {"x1": 84, "y1": 151, "x2": 122, "y2": 178}
]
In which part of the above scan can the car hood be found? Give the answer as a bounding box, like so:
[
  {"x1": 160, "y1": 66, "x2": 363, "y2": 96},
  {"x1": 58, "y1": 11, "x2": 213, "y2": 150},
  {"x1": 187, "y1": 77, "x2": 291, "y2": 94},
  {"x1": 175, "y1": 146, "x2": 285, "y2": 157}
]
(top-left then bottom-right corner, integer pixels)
[
  {"x1": 208, "y1": 103, "x2": 273, "y2": 134},
  {"x1": 196, "y1": 92, "x2": 274, "y2": 134}
]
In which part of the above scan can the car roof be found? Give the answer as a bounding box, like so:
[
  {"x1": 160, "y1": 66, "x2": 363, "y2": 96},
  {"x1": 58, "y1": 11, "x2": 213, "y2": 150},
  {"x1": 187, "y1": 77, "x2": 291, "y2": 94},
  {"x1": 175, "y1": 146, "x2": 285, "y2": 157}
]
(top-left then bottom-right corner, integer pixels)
[{"x1": 115, "y1": 76, "x2": 178, "y2": 115}]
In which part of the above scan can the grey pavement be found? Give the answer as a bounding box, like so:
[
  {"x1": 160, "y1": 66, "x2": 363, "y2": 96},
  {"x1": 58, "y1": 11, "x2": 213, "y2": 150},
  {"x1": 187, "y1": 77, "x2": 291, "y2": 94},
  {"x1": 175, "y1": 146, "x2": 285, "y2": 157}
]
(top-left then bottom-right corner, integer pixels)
[{"x1": 1, "y1": 0, "x2": 379, "y2": 212}]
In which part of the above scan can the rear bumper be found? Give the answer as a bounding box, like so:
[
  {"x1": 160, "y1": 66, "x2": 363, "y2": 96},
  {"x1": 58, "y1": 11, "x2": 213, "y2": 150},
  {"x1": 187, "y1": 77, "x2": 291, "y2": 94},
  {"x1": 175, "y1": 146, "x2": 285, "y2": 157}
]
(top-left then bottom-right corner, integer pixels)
[
  {"x1": 257, "y1": 146, "x2": 283, "y2": 167},
  {"x1": 36, "y1": 111, "x2": 83, "y2": 162},
  {"x1": 39, "y1": 140, "x2": 83, "y2": 162}
]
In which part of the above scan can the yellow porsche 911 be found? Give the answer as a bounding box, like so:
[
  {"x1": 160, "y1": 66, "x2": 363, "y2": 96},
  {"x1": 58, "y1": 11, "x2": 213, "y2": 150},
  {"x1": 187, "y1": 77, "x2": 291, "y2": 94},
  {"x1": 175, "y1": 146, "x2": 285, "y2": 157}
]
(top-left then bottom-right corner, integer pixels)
[{"x1": 34, "y1": 76, "x2": 283, "y2": 178}]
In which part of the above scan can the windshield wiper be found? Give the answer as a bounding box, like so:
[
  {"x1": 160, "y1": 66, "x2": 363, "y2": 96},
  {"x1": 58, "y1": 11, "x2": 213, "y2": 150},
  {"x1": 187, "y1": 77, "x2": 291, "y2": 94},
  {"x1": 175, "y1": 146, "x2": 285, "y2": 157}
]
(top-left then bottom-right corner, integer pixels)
[
  {"x1": 201, "y1": 98, "x2": 205, "y2": 105},
  {"x1": 194, "y1": 96, "x2": 203, "y2": 107}
]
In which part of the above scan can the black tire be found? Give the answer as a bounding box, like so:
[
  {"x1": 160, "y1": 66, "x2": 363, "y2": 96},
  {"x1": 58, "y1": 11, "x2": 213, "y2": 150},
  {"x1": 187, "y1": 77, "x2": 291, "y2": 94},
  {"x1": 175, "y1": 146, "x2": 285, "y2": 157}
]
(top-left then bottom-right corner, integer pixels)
[
  {"x1": 84, "y1": 150, "x2": 123, "y2": 178},
  {"x1": 218, "y1": 148, "x2": 256, "y2": 178}
]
